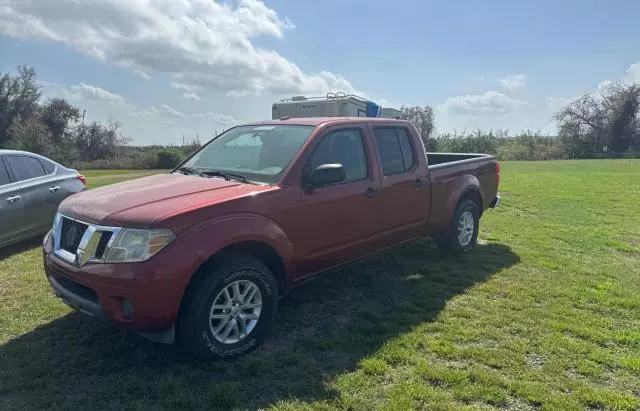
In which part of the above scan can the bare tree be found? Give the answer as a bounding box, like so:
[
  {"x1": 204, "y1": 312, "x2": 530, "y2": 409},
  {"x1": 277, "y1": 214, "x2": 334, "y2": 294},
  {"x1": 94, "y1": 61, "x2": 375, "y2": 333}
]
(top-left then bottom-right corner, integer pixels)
[{"x1": 554, "y1": 81, "x2": 640, "y2": 156}]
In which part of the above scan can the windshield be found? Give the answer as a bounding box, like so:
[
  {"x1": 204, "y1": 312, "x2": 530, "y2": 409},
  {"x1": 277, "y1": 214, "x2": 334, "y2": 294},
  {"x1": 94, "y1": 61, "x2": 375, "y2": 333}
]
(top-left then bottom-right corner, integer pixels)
[{"x1": 179, "y1": 124, "x2": 314, "y2": 184}]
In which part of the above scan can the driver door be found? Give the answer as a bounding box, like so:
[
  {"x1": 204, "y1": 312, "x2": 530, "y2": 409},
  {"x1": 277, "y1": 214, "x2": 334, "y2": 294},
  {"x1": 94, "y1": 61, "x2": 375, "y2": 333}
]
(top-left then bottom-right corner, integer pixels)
[{"x1": 276, "y1": 126, "x2": 383, "y2": 277}]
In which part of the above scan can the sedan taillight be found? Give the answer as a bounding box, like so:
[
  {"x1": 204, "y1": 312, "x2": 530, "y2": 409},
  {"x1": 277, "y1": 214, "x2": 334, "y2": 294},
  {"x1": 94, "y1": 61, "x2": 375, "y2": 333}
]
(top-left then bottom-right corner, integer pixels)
[{"x1": 78, "y1": 174, "x2": 87, "y2": 188}]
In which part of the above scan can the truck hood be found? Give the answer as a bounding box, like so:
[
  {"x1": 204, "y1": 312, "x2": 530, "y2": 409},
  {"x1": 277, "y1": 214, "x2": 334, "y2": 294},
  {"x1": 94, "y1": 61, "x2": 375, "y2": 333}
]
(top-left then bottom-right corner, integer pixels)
[{"x1": 59, "y1": 173, "x2": 274, "y2": 228}]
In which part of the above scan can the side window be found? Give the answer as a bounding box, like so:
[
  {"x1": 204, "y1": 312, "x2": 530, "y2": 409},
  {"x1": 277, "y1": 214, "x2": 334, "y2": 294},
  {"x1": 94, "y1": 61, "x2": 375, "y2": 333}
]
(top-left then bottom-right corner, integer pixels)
[
  {"x1": 5, "y1": 156, "x2": 46, "y2": 182},
  {"x1": 374, "y1": 127, "x2": 416, "y2": 175},
  {"x1": 306, "y1": 129, "x2": 367, "y2": 184},
  {"x1": 374, "y1": 128, "x2": 404, "y2": 175},
  {"x1": 39, "y1": 159, "x2": 56, "y2": 174},
  {"x1": 0, "y1": 158, "x2": 10, "y2": 186},
  {"x1": 396, "y1": 128, "x2": 416, "y2": 170}
]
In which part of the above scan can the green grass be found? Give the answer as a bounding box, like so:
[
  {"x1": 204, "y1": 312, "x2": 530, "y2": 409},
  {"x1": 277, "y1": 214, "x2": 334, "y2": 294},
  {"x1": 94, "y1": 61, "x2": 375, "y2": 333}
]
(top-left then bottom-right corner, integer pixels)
[
  {"x1": 82, "y1": 169, "x2": 169, "y2": 189},
  {"x1": 1, "y1": 161, "x2": 639, "y2": 410}
]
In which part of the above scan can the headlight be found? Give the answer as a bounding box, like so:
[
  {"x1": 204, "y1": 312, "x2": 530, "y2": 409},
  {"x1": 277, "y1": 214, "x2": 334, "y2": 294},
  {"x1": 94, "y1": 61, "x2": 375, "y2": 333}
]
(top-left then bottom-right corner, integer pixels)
[{"x1": 104, "y1": 228, "x2": 175, "y2": 263}]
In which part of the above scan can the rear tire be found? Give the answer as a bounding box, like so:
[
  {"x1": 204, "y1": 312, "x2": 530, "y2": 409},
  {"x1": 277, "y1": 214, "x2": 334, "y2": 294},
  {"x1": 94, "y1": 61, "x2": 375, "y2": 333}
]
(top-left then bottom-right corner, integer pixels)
[
  {"x1": 435, "y1": 199, "x2": 480, "y2": 254},
  {"x1": 179, "y1": 257, "x2": 278, "y2": 359}
]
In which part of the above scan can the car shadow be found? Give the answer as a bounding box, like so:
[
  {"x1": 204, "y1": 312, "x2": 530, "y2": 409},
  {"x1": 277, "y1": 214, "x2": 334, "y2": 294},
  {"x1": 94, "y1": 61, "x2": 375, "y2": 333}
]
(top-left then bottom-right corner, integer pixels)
[
  {"x1": 0, "y1": 236, "x2": 43, "y2": 260},
  {"x1": 0, "y1": 239, "x2": 519, "y2": 409}
]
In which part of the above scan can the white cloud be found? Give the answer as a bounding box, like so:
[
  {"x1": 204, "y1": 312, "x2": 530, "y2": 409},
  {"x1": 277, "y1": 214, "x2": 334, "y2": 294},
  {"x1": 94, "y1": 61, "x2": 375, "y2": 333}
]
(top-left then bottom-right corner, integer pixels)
[
  {"x1": 0, "y1": 0, "x2": 357, "y2": 96},
  {"x1": 69, "y1": 83, "x2": 125, "y2": 102},
  {"x1": 191, "y1": 113, "x2": 237, "y2": 125},
  {"x1": 442, "y1": 91, "x2": 526, "y2": 116},
  {"x1": 133, "y1": 69, "x2": 151, "y2": 80},
  {"x1": 181, "y1": 92, "x2": 201, "y2": 101},
  {"x1": 170, "y1": 82, "x2": 200, "y2": 92},
  {"x1": 623, "y1": 62, "x2": 640, "y2": 83},
  {"x1": 547, "y1": 60, "x2": 640, "y2": 112},
  {"x1": 500, "y1": 74, "x2": 527, "y2": 92},
  {"x1": 546, "y1": 96, "x2": 576, "y2": 110},
  {"x1": 157, "y1": 105, "x2": 186, "y2": 119}
]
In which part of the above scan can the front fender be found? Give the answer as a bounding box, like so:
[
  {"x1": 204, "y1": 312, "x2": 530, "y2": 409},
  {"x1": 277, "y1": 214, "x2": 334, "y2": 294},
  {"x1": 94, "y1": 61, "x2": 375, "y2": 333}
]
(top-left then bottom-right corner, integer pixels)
[{"x1": 179, "y1": 213, "x2": 295, "y2": 279}]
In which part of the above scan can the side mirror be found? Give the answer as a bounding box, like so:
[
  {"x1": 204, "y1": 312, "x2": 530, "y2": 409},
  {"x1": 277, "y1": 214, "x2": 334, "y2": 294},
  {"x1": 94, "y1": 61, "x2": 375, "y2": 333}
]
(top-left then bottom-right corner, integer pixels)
[{"x1": 308, "y1": 163, "x2": 345, "y2": 189}]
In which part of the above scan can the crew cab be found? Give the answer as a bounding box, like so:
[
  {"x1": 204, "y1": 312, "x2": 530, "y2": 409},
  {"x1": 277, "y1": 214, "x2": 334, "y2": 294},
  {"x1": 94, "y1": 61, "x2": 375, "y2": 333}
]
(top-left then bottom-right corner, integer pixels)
[{"x1": 42, "y1": 117, "x2": 500, "y2": 358}]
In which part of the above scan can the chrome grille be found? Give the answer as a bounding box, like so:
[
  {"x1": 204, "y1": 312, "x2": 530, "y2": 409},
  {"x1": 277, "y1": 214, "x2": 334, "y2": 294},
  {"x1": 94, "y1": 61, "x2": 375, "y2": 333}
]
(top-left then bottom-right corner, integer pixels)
[
  {"x1": 52, "y1": 213, "x2": 121, "y2": 266},
  {"x1": 60, "y1": 218, "x2": 88, "y2": 254}
]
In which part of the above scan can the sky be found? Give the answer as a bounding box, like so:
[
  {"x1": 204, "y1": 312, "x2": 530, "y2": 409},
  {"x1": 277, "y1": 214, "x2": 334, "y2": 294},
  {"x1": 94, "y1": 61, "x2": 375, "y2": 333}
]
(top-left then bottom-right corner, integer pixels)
[{"x1": 1, "y1": 0, "x2": 640, "y2": 146}]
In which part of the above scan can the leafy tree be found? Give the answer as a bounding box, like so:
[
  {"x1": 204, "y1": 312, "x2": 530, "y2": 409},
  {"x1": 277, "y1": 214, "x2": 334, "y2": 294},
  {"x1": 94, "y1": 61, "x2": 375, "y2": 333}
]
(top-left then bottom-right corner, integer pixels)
[
  {"x1": 602, "y1": 82, "x2": 640, "y2": 153},
  {"x1": 6, "y1": 115, "x2": 54, "y2": 156},
  {"x1": 400, "y1": 105, "x2": 435, "y2": 150},
  {"x1": 40, "y1": 98, "x2": 81, "y2": 144},
  {"x1": 0, "y1": 65, "x2": 42, "y2": 148},
  {"x1": 74, "y1": 120, "x2": 129, "y2": 161}
]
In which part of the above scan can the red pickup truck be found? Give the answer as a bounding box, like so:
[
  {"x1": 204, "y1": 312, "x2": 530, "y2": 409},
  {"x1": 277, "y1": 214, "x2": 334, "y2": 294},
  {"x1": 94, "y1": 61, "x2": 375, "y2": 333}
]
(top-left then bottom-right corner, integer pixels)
[{"x1": 43, "y1": 117, "x2": 500, "y2": 358}]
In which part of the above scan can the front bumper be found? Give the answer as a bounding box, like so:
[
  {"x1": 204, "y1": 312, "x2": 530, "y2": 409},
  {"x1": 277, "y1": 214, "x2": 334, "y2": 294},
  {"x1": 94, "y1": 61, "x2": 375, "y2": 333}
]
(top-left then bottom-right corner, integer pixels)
[
  {"x1": 47, "y1": 274, "x2": 106, "y2": 320},
  {"x1": 43, "y1": 232, "x2": 201, "y2": 340}
]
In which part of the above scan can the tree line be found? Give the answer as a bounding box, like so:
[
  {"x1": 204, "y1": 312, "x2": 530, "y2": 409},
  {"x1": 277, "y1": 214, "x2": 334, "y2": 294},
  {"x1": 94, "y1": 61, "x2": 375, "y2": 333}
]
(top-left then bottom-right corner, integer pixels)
[
  {"x1": 0, "y1": 66, "x2": 198, "y2": 169},
  {"x1": 1, "y1": 65, "x2": 638, "y2": 170},
  {"x1": 401, "y1": 81, "x2": 640, "y2": 159}
]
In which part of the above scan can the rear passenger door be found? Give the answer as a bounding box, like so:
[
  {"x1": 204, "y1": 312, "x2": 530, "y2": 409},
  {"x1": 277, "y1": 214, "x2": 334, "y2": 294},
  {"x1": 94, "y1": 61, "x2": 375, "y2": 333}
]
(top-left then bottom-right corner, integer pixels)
[
  {"x1": 4, "y1": 155, "x2": 51, "y2": 237},
  {"x1": 372, "y1": 126, "x2": 430, "y2": 238},
  {"x1": 38, "y1": 158, "x2": 67, "y2": 222}
]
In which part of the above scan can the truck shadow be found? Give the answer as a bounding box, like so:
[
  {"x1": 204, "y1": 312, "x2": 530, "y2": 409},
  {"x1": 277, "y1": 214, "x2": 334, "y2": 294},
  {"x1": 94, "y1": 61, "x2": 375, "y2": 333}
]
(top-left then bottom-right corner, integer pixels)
[{"x1": 0, "y1": 239, "x2": 519, "y2": 409}]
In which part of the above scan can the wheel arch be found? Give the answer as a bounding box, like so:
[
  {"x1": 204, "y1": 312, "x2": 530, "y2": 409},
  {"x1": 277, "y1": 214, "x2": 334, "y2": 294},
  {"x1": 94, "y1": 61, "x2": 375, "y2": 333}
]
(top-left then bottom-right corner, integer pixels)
[
  {"x1": 176, "y1": 239, "x2": 289, "y2": 332},
  {"x1": 443, "y1": 174, "x2": 484, "y2": 223},
  {"x1": 459, "y1": 187, "x2": 484, "y2": 217}
]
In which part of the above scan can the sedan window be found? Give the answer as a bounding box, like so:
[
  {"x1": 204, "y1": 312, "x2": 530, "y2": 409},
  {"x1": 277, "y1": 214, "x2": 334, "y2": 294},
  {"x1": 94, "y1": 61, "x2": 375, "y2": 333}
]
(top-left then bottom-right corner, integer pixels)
[
  {"x1": 6, "y1": 156, "x2": 46, "y2": 182},
  {"x1": 0, "y1": 158, "x2": 10, "y2": 186},
  {"x1": 39, "y1": 159, "x2": 56, "y2": 174}
]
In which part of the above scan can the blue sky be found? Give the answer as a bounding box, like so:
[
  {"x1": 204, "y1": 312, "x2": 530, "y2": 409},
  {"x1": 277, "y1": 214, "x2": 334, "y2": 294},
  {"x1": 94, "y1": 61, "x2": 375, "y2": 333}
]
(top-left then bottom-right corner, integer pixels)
[{"x1": 1, "y1": 0, "x2": 639, "y2": 145}]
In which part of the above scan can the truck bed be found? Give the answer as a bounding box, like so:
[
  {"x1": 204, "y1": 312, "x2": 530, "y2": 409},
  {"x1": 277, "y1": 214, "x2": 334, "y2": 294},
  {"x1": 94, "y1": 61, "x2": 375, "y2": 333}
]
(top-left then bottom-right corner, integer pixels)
[
  {"x1": 426, "y1": 153, "x2": 492, "y2": 169},
  {"x1": 425, "y1": 152, "x2": 499, "y2": 231}
]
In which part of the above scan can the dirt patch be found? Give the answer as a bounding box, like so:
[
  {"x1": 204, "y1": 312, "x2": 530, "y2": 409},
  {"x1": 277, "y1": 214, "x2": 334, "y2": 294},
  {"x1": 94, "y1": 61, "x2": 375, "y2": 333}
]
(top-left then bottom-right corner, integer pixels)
[{"x1": 627, "y1": 237, "x2": 640, "y2": 246}]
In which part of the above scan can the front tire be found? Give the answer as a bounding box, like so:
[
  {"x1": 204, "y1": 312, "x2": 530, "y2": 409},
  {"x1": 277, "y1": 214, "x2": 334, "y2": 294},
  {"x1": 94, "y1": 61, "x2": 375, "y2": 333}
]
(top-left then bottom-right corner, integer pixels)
[
  {"x1": 435, "y1": 199, "x2": 480, "y2": 254},
  {"x1": 179, "y1": 257, "x2": 278, "y2": 359}
]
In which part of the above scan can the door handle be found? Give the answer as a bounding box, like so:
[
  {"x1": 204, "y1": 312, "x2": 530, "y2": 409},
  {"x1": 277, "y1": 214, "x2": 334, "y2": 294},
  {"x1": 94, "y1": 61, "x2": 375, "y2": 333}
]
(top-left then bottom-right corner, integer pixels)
[
  {"x1": 49, "y1": 186, "x2": 61, "y2": 193},
  {"x1": 7, "y1": 195, "x2": 22, "y2": 203},
  {"x1": 363, "y1": 187, "x2": 377, "y2": 198},
  {"x1": 413, "y1": 178, "x2": 425, "y2": 187}
]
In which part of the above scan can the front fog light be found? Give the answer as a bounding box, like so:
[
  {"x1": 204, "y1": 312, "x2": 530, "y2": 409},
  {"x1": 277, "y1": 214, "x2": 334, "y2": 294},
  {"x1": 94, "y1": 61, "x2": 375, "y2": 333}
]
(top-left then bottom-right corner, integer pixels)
[{"x1": 105, "y1": 228, "x2": 174, "y2": 263}]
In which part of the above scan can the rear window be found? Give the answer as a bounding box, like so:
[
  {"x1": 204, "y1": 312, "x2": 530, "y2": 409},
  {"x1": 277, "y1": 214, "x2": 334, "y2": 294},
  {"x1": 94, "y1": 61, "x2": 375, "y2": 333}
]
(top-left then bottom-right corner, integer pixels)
[
  {"x1": 373, "y1": 127, "x2": 416, "y2": 175},
  {"x1": 39, "y1": 159, "x2": 56, "y2": 174},
  {"x1": 6, "y1": 155, "x2": 46, "y2": 182},
  {"x1": 0, "y1": 158, "x2": 10, "y2": 186}
]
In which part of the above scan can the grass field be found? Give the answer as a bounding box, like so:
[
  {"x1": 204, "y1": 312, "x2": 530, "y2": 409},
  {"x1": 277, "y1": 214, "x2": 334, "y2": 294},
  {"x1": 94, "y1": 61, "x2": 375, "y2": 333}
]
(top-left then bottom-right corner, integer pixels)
[{"x1": 1, "y1": 161, "x2": 639, "y2": 410}]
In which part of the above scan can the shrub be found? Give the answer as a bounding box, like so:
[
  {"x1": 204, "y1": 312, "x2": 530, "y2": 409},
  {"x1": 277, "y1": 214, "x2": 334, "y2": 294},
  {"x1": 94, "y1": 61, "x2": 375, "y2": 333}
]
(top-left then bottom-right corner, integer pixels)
[{"x1": 156, "y1": 150, "x2": 183, "y2": 169}]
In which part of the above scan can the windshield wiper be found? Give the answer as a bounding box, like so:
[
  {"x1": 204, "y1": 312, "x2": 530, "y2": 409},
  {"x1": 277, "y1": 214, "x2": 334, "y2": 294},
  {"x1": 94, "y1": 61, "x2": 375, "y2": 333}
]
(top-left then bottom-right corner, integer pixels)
[
  {"x1": 176, "y1": 166, "x2": 202, "y2": 176},
  {"x1": 200, "y1": 170, "x2": 252, "y2": 184}
]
